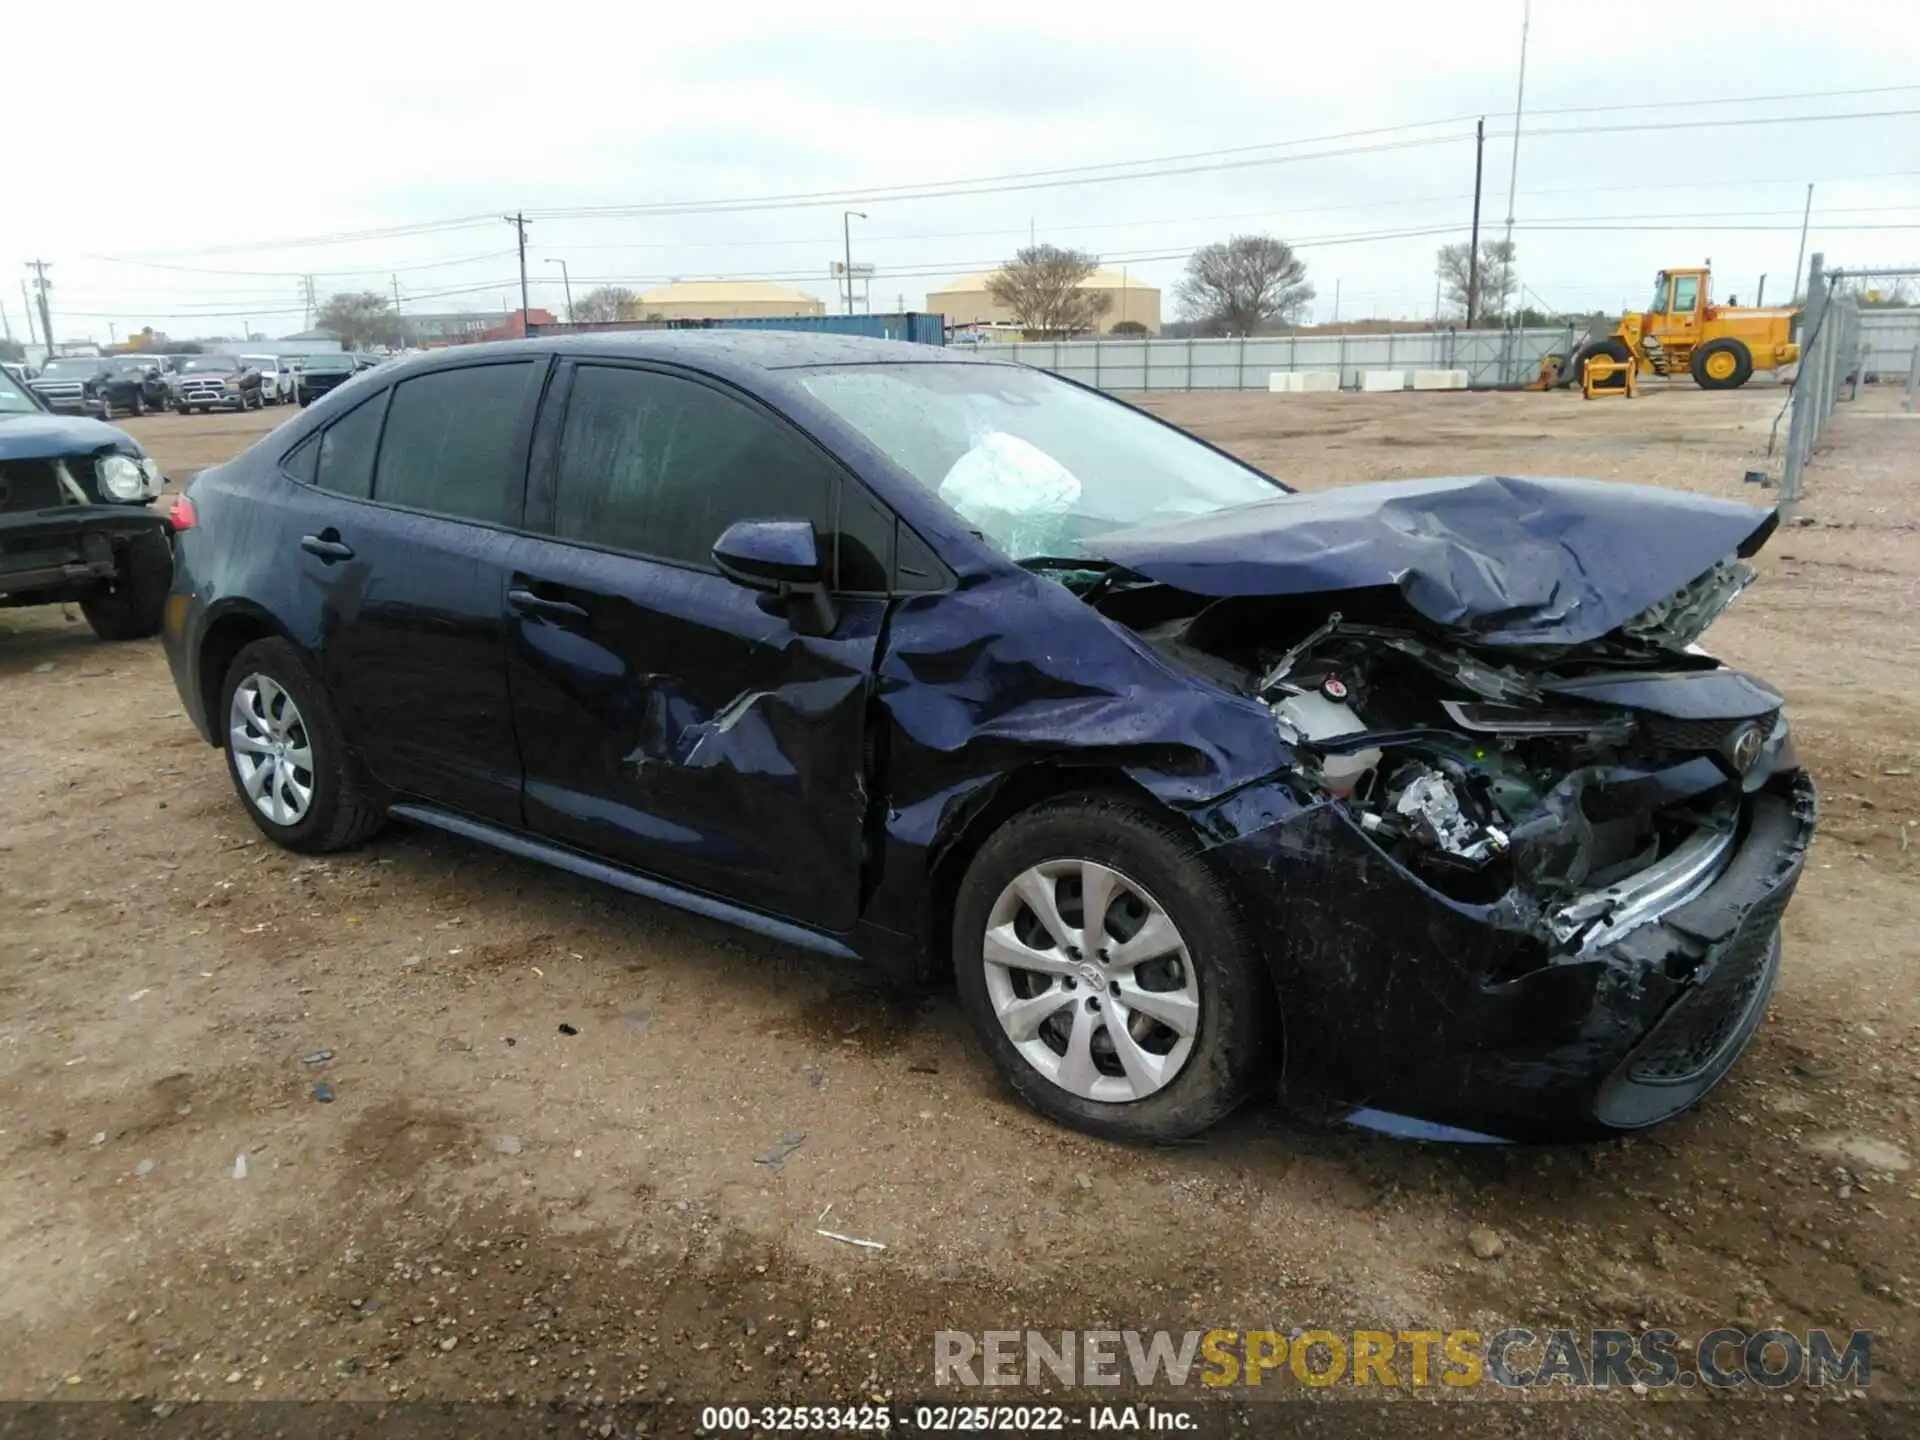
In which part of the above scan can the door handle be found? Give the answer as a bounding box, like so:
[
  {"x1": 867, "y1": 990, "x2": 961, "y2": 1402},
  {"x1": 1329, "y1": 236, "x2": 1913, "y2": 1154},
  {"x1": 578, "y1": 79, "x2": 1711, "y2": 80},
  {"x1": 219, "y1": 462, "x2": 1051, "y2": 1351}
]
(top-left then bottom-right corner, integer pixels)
[
  {"x1": 508, "y1": 587, "x2": 588, "y2": 621},
  {"x1": 300, "y1": 532, "x2": 354, "y2": 562}
]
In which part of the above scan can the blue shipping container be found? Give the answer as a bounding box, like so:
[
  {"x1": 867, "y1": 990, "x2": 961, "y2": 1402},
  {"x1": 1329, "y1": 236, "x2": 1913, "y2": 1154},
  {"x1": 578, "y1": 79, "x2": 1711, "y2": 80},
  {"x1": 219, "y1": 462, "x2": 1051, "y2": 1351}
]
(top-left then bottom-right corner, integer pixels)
[{"x1": 707, "y1": 313, "x2": 945, "y2": 346}]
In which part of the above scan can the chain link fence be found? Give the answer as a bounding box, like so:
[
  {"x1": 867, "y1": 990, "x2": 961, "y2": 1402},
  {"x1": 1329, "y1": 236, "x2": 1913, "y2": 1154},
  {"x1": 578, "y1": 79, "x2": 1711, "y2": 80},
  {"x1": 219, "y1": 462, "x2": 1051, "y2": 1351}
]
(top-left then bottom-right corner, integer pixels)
[{"x1": 1780, "y1": 257, "x2": 1920, "y2": 503}]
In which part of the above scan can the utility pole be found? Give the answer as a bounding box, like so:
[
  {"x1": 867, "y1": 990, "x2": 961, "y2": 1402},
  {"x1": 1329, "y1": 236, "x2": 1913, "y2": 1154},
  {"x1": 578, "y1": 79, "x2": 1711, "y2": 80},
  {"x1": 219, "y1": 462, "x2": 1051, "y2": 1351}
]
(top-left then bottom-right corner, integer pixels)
[
  {"x1": 843, "y1": 210, "x2": 867, "y2": 316},
  {"x1": 1332, "y1": 279, "x2": 1341, "y2": 324},
  {"x1": 20, "y1": 281, "x2": 37, "y2": 349},
  {"x1": 300, "y1": 275, "x2": 317, "y2": 329},
  {"x1": 26, "y1": 260, "x2": 54, "y2": 355},
  {"x1": 1756, "y1": 273, "x2": 1768, "y2": 307},
  {"x1": 1793, "y1": 184, "x2": 1814, "y2": 301},
  {"x1": 545, "y1": 259, "x2": 573, "y2": 322},
  {"x1": 0, "y1": 299, "x2": 11, "y2": 342},
  {"x1": 1467, "y1": 119, "x2": 1486, "y2": 329},
  {"x1": 1501, "y1": 0, "x2": 1530, "y2": 260},
  {"x1": 504, "y1": 212, "x2": 530, "y2": 326}
]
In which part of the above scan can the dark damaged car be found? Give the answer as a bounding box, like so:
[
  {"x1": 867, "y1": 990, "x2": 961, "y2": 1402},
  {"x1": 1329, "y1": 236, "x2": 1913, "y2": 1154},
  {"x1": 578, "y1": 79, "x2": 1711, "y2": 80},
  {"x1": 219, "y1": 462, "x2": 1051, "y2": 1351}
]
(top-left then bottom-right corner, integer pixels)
[
  {"x1": 1, "y1": 365, "x2": 173, "y2": 639},
  {"x1": 158, "y1": 335, "x2": 1815, "y2": 1144}
]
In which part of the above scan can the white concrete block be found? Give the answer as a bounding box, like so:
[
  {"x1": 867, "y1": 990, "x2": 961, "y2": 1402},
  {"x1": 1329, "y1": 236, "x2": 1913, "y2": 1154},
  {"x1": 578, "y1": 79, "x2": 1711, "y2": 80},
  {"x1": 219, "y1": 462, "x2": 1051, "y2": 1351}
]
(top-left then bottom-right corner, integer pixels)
[
  {"x1": 1412, "y1": 369, "x2": 1469, "y2": 390},
  {"x1": 1268, "y1": 370, "x2": 1341, "y2": 393},
  {"x1": 1360, "y1": 370, "x2": 1407, "y2": 392}
]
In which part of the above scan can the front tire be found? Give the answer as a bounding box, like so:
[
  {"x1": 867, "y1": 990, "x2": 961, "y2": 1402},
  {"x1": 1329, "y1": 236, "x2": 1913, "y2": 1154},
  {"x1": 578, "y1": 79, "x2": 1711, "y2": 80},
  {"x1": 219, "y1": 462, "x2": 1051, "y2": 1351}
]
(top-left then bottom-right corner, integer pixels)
[
  {"x1": 219, "y1": 637, "x2": 386, "y2": 853},
  {"x1": 952, "y1": 795, "x2": 1274, "y2": 1142},
  {"x1": 1692, "y1": 338, "x2": 1753, "y2": 390},
  {"x1": 80, "y1": 529, "x2": 172, "y2": 641}
]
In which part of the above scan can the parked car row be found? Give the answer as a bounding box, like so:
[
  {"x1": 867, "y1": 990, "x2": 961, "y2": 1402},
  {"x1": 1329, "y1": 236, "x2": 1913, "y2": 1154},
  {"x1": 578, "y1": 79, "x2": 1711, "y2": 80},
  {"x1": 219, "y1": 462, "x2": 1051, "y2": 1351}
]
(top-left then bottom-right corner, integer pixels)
[{"x1": 21, "y1": 352, "x2": 383, "y2": 419}]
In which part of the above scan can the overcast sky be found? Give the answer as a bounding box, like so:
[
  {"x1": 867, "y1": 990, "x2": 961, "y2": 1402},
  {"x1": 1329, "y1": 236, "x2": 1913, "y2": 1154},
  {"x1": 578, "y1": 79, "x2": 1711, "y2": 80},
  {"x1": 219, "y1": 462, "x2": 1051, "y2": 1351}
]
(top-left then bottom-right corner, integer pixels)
[{"x1": 9, "y1": 0, "x2": 1920, "y2": 343}]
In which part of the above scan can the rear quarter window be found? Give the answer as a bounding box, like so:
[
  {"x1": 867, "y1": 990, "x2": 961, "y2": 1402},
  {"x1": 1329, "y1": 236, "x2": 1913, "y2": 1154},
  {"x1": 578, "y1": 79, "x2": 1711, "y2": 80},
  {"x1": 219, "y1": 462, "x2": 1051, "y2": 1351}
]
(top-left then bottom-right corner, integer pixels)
[{"x1": 372, "y1": 363, "x2": 534, "y2": 526}]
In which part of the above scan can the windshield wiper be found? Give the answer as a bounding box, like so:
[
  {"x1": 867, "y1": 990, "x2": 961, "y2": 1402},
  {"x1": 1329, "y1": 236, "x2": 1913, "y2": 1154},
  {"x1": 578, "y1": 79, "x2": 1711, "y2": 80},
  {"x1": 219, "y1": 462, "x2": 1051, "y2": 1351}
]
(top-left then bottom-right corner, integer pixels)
[{"x1": 1016, "y1": 555, "x2": 1113, "y2": 574}]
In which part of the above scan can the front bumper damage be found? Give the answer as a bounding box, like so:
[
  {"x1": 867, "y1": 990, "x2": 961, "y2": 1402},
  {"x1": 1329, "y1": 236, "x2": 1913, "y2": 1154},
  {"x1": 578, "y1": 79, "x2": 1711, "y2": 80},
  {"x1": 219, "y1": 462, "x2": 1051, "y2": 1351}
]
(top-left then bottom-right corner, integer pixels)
[
  {"x1": 0, "y1": 507, "x2": 172, "y2": 604},
  {"x1": 1200, "y1": 768, "x2": 1816, "y2": 1142}
]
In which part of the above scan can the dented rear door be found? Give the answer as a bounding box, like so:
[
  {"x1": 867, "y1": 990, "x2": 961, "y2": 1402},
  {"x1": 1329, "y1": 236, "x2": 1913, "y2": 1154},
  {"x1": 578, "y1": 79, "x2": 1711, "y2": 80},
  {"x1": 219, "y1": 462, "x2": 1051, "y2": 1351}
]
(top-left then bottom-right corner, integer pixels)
[{"x1": 503, "y1": 360, "x2": 882, "y2": 933}]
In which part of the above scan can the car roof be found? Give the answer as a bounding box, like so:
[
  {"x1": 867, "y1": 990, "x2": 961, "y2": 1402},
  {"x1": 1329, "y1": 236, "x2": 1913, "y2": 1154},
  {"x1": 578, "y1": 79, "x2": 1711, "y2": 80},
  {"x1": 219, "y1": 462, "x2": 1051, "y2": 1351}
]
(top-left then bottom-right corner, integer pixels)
[{"x1": 374, "y1": 330, "x2": 986, "y2": 388}]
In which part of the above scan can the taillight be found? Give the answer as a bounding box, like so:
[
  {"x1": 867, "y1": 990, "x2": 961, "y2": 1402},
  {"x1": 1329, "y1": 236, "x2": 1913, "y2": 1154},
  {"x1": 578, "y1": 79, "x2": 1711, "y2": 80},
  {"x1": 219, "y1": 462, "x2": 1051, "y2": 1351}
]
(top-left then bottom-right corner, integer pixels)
[{"x1": 168, "y1": 495, "x2": 197, "y2": 531}]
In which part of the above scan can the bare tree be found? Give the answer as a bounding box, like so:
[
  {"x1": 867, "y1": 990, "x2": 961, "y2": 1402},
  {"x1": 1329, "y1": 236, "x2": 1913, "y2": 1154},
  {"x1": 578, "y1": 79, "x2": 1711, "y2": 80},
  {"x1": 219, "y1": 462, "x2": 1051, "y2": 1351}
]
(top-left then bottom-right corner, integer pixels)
[
  {"x1": 571, "y1": 286, "x2": 641, "y2": 324},
  {"x1": 987, "y1": 246, "x2": 1111, "y2": 337},
  {"x1": 1175, "y1": 235, "x2": 1314, "y2": 335},
  {"x1": 315, "y1": 291, "x2": 402, "y2": 350},
  {"x1": 1436, "y1": 240, "x2": 1517, "y2": 325}
]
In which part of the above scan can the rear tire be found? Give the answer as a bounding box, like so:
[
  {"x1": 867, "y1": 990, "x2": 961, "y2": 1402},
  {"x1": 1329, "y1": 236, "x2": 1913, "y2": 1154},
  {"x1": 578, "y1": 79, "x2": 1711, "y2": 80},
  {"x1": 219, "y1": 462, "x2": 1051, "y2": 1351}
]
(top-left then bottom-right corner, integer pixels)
[
  {"x1": 80, "y1": 528, "x2": 172, "y2": 641},
  {"x1": 1691, "y1": 338, "x2": 1753, "y2": 390},
  {"x1": 219, "y1": 637, "x2": 386, "y2": 853},
  {"x1": 1574, "y1": 338, "x2": 1634, "y2": 390},
  {"x1": 951, "y1": 795, "x2": 1275, "y2": 1143}
]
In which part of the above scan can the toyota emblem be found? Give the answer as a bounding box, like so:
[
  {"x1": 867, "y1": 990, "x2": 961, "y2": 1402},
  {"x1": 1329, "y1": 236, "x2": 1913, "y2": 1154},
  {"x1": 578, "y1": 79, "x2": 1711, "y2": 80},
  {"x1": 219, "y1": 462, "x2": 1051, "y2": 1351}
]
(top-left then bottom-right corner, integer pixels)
[{"x1": 1728, "y1": 724, "x2": 1765, "y2": 773}]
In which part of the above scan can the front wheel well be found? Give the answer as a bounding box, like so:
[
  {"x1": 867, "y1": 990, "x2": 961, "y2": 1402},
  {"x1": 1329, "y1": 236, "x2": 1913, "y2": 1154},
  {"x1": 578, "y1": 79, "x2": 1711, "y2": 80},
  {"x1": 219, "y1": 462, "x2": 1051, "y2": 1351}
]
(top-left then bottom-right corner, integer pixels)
[{"x1": 197, "y1": 608, "x2": 284, "y2": 743}]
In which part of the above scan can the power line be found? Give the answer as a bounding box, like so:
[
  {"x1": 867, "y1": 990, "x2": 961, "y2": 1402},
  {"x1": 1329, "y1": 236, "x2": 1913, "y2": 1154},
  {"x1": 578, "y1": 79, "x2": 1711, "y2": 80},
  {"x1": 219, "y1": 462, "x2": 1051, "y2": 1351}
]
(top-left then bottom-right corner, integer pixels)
[
  {"x1": 63, "y1": 87, "x2": 1920, "y2": 263},
  {"x1": 527, "y1": 103, "x2": 1920, "y2": 222},
  {"x1": 79, "y1": 249, "x2": 519, "y2": 279}
]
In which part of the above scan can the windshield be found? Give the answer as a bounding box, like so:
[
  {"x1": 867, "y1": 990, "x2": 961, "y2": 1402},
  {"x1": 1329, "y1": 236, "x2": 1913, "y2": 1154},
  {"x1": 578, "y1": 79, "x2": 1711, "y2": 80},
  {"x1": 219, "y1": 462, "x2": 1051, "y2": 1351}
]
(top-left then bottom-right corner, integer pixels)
[
  {"x1": 0, "y1": 368, "x2": 40, "y2": 413},
  {"x1": 109, "y1": 358, "x2": 154, "y2": 374},
  {"x1": 179, "y1": 356, "x2": 239, "y2": 373},
  {"x1": 303, "y1": 356, "x2": 354, "y2": 372},
  {"x1": 1649, "y1": 273, "x2": 1670, "y2": 314},
  {"x1": 40, "y1": 358, "x2": 106, "y2": 377},
  {"x1": 796, "y1": 363, "x2": 1283, "y2": 561}
]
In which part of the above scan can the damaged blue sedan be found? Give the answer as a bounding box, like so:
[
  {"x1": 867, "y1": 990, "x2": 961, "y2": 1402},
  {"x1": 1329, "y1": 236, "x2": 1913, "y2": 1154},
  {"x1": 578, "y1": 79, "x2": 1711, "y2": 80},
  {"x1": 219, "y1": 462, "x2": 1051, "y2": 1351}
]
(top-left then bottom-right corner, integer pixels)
[{"x1": 160, "y1": 334, "x2": 1814, "y2": 1144}]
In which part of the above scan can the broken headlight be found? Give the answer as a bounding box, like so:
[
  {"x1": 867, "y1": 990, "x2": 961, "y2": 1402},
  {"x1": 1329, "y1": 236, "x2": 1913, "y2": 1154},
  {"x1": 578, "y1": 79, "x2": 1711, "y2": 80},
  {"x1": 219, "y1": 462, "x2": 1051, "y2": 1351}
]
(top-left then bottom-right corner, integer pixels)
[
  {"x1": 95, "y1": 454, "x2": 162, "y2": 502},
  {"x1": 97, "y1": 454, "x2": 147, "y2": 501}
]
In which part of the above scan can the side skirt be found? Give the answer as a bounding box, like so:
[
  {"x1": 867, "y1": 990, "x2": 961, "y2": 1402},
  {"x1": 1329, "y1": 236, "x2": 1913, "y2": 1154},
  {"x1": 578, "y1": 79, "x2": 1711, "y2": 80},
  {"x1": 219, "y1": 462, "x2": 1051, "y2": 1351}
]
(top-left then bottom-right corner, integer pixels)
[{"x1": 388, "y1": 804, "x2": 860, "y2": 960}]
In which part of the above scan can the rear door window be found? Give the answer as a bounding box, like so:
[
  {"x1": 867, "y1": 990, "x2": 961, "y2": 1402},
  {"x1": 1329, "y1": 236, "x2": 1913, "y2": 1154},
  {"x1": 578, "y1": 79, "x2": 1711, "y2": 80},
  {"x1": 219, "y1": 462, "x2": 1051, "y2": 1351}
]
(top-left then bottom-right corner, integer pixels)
[
  {"x1": 372, "y1": 362, "x2": 535, "y2": 526},
  {"x1": 314, "y1": 392, "x2": 386, "y2": 499},
  {"x1": 552, "y1": 364, "x2": 838, "y2": 573}
]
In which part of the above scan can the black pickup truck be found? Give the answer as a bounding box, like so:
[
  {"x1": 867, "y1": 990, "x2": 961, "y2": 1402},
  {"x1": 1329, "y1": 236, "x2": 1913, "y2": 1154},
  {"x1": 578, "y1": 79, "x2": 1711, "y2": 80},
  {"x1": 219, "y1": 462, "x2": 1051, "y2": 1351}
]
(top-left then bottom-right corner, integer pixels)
[
  {"x1": 29, "y1": 356, "x2": 174, "y2": 420},
  {"x1": 1, "y1": 365, "x2": 173, "y2": 640}
]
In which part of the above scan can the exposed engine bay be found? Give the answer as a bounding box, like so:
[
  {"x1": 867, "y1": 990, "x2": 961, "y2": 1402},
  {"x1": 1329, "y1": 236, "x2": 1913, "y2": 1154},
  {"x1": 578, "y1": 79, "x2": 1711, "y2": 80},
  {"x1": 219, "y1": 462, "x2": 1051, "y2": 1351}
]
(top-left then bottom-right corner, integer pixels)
[{"x1": 1093, "y1": 561, "x2": 1785, "y2": 953}]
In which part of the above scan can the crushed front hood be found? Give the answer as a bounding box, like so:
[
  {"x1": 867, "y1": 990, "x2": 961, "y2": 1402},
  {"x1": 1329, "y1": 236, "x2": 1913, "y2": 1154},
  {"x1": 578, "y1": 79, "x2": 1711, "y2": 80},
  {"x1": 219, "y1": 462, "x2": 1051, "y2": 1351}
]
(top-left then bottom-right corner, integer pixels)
[
  {"x1": 0, "y1": 412, "x2": 140, "y2": 461},
  {"x1": 1089, "y1": 475, "x2": 1778, "y2": 647}
]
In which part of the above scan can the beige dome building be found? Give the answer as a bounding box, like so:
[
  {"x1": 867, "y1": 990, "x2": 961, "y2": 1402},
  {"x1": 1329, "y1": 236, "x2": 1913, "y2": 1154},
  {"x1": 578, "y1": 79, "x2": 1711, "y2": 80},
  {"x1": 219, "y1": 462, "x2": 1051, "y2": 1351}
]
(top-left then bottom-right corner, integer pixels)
[
  {"x1": 923, "y1": 267, "x2": 1161, "y2": 335},
  {"x1": 622, "y1": 281, "x2": 826, "y2": 321}
]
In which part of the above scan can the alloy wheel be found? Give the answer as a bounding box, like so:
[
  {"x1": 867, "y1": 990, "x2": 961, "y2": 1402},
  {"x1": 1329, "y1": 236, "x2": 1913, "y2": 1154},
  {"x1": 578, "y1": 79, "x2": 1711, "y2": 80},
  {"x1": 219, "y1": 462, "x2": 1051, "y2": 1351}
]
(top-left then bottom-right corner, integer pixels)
[
  {"x1": 229, "y1": 673, "x2": 316, "y2": 825},
  {"x1": 981, "y1": 859, "x2": 1200, "y2": 1103}
]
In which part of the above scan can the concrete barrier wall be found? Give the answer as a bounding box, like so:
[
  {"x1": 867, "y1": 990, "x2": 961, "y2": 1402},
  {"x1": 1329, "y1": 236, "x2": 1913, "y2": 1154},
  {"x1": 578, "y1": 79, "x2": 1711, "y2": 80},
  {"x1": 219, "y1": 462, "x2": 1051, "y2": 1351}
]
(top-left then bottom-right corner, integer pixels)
[
  {"x1": 1360, "y1": 370, "x2": 1407, "y2": 392},
  {"x1": 1412, "y1": 370, "x2": 1470, "y2": 390},
  {"x1": 977, "y1": 327, "x2": 1580, "y2": 392}
]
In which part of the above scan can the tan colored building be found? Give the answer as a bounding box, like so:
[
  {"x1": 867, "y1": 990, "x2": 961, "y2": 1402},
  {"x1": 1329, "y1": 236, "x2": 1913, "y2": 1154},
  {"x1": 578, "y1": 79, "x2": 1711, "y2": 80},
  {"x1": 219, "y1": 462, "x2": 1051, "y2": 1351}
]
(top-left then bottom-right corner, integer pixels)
[
  {"x1": 621, "y1": 281, "x2": 826, "y2": 322},
  {"x1": 923, "y1": 267, "x2": 1161, "y2": 335}
]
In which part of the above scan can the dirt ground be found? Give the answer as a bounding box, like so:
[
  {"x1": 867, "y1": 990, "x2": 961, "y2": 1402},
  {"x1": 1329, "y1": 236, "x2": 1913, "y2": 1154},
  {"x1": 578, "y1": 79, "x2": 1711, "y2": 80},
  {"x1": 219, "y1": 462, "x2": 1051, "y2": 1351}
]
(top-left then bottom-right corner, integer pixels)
[{"x1": 1, "y1": 384, "x2": 1915, "y2": 1434}]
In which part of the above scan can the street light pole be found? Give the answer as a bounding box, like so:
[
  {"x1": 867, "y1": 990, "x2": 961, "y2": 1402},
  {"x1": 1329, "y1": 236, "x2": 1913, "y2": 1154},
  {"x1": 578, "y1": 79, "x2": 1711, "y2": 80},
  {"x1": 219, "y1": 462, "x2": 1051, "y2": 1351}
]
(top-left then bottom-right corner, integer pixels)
[
  {"x1": 546, "y1": 259, "x2": 574, "y2": 322},
  {"x1": 1501, "y1": 0, "x2": 1530, "y2": 259},
  {"x1": 843, "y1": 211, "x2": 867, "y2": 316}
]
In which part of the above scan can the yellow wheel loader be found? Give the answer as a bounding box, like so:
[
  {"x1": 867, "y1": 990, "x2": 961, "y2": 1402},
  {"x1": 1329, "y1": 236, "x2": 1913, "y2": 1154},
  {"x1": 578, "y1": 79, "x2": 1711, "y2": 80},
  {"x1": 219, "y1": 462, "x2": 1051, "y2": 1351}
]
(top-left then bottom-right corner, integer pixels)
[{"x1": 1559, "y1": 266, "x2": 1800, "y2": 391}]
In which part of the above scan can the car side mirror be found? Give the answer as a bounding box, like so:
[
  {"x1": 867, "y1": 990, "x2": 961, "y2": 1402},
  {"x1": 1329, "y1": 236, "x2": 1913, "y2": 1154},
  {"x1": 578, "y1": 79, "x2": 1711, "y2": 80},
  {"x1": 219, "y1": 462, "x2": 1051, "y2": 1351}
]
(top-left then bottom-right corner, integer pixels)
[{"x1": 712, "y1": 519, "x2": 837, "y2": 635}]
